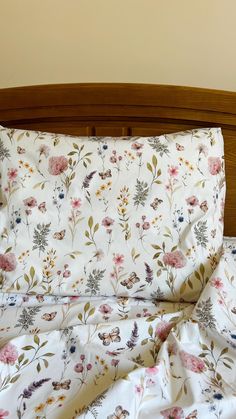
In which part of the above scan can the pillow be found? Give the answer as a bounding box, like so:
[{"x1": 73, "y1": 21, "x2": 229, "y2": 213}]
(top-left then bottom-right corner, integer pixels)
[
  {"x1": 223, "y1": 236, "x2": 236, "y2": 262},
  {"x1": 0, "y1": 126, "x2": 225, "y2": 301}
]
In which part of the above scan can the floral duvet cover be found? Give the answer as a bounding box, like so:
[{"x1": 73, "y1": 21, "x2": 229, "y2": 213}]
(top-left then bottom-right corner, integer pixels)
[{"x1": 0, "y1": 238, "x2": 236, "y2": 419}]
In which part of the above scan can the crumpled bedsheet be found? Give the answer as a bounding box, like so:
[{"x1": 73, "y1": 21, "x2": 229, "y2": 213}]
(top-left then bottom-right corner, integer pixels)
[{"x1": 0, "y1": 242, "x2": 236, "y2": 419}]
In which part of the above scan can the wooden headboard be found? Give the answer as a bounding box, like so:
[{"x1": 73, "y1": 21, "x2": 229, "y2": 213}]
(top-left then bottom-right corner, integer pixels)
[{"x1": 0, "y1": 83, "x2": 235, "y2": 236}]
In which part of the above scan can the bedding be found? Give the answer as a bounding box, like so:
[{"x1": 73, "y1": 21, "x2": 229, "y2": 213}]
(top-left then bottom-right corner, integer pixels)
[
  {"x1": 1, "y1": 126, "x2": 235, "y2": 419},
  {"x1": 0, "y1": 238, "x2": 235, "y2": 418},
  {"x1": 0, "y1": 126, "x2": 225, "y2": 301}
]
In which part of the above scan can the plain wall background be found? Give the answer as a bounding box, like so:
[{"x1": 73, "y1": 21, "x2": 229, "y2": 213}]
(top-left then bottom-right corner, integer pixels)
[{"x1": 0, "y1": 0, "x2": 235, "y2": 90}]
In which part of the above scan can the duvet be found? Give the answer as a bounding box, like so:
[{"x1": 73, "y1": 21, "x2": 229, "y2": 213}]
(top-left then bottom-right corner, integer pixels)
[{"x1": 0, "y1": 238, "x2": 235, "y2": 419}]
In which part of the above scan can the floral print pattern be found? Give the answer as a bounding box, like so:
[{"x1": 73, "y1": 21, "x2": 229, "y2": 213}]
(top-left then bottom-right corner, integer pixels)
[
  {"x1": 0, "y1": 127, "x2": 225, "y2": 301},
  {"x1": 0, "y1": 126, "x2": 234, "y2": 418},
  {"x1": 0, "y1": 241, "x2": 234, "y2": 417}
]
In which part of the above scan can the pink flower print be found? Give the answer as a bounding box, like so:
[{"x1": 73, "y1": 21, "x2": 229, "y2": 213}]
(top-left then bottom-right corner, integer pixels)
[
  {"x1": 211, "y1": 277, "x2": 223, "y2": 289},
  {"x1": 102, "y1": 217, "x2": 114, "y2": 227},
  {"x1": 168, "y1": 166, "x2": 179, "y2": 177},
  {"x1": 99, "y1": 304, "x2": 113, "y2": 315},
  {"x1": 160, "y1": 406, "x2": 184, "y2": 419},
  {"x1": 7, "y1": 168, "x2": 18, "y2": 181},
  {"x1": 186, "y1": 195, "x2": 199, "y2": 206},
  {"x1": 74, "y1": 363, "x2": 84, "y2": 373},
  {"x1": 131, "y1": 142, "x2": 143, "y2": 150},
  {"x1": 179, "y1": 350, "x2": 206, "y2": 373},
  {"x1": 156, "y1": 322, "x2": 173, "y2": 342},
  {"x1": 80, "y1": 354, "x2": 85, "y2": 361},
  {"x1": 48, "y1": 156, "x2": 68, "y2": 175},
  {"x1": 0, "y1": 253, "x2": 17, "y2": 272},
  {"x1": 39, "y1": 144, "x2": 50, "y2": 157},
  {"x1": 208, "y1": 157, "x2": 221, "y2": 175},
  {"x1": 23, "y1": 196, "x2": 37, "y2": 208},
  {"x1": 0, "y1": 343, "x2": 18, "y2": 365},
  {"x1": 71, "y1": 198, "x2": 82, "y2": 209},
  {"x1": 163, "y1": 250, "x2": 186, "y2": 269},
  {"x1": 86, "y1": 363, "x2": 92, "y2": 370},
  {"x1": 0, "y1": 410, "x2": 9, "y2": 419},
  {"x1": 145, "y1": 366, "x2": 158, "y2": 375},
  {"x1": 113, "y1": 254, "x2": 124, "y2": 265}
]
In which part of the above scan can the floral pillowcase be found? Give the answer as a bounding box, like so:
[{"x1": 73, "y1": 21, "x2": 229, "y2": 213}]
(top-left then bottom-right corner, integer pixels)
[{"x1": 0, "y1": 126, "x2": 225, "y2": 301}]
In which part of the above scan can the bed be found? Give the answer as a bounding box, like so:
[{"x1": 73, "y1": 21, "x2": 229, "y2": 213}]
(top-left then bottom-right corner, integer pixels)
[{"x1": 0, "y1": 83, "x2": 236, "y2": 418}]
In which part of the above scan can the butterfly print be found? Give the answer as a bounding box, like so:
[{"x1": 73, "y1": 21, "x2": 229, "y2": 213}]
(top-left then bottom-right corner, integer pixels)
[
  {"x1": 38, "y1": 202, "x2": 46, "y2": 213},
  {"x1": 107, "y1": 405, "x2": 130, "y2": 419},
  {"x1": 186, "y1": 410, "x2": 198, "y2": 419},
  {"x1": 41, "y1": 312, "x2": 57, "y2": 321},
  {"x1": 176, "y1": 143, "x2": 185, "y2": 151},
  {"x1": 99, "y1": 169, "x2": 112, "y2": 179},
  {"x1": 200, "y1": 200, "x2": 208, "y2": 213},
  {"x1": 121, "y1": 273, "x2": 140, "y2": 290},
  {"x1": 17, "y1": 146, "x2": 26, "y2": 154},
  {"x1": 98, "y1": 327, "x2": 121, "y2": 346},
  {"x1": 53, "y1": 230, "x2": 66, "y2": 240},
  {"x1": 150, "y1": 197, "x2": 163, "y2": 210},
  {"x1": 36, "y1": 295, "x2": 44, "y2": 303},
  {"x1": 52, "y1": 379, "x2": 71, "y2": 391}
]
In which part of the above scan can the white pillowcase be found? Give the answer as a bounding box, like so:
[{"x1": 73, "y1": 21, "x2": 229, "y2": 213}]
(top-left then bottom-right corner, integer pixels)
[{"x1": 0, "y1": 126, "x2": 225, "y2": 301}]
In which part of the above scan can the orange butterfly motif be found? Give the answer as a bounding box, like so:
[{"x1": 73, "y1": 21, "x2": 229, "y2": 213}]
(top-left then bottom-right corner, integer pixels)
[
  {"x1": 99, "y1": 169, "x2": 112, "y2": 179},
  {"x1": 52, "y1": 379, "x2": 71, "y2": 391},
  {"x1": 150, "y1": 197, "x2": 163, "y2": 210},
  {"x1": 176, "y1": 143, "x2": 185, "y2": 151},
  {"x1": 53, "y1": 230, "x2": 65, "y2": 240},
  {"x1": 41, "y1": 312, "x2": 57, "y2": 321},
  {"x1": 36, "y1": 295, "x2": 44, "y2": 303},
  {"x1": 186, "y1": 410, "x2": 198, "y2": 419},
  {"x1": 121, "y1": 273, "x2": 140, "y2": 290},
  {"x1": 200, "y1": 200, "x2": 208, "y2": 213},
  {"x1": 98, "y1": 327, "x2": 121, "y2": 346},
  {"x1": 17, "y1": 146, "x2": 26, "y2": 154},
  {"x1": 107, "y1": 405, "x2": 130, "y2": 419},
  {"x1": 38, "y1": 202, "x2": 46, "y2": 213}
]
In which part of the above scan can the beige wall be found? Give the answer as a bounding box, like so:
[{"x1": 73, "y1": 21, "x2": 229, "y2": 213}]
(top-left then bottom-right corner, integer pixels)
[{"x1": 0, "y1": 0, "x2": 235, "y2": 90}]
